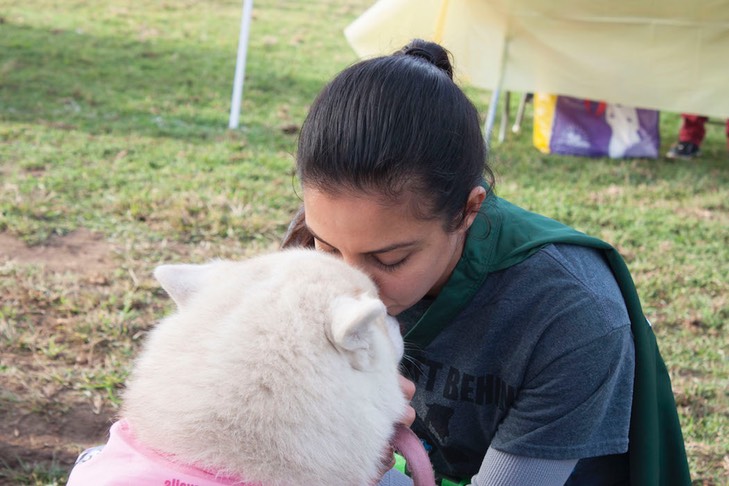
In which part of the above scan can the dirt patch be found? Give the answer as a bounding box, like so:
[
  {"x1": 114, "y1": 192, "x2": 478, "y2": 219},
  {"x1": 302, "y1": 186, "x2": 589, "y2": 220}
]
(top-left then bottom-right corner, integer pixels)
[
  {"x1": 0, "y1": 229, "x2": 120, "y2": 484},
  {"x1": 0, "y1": 397, "x2": 113, "y2": 481},
  {"x1": 0, "y1": 229, "x2": 117, "y2": 274}
]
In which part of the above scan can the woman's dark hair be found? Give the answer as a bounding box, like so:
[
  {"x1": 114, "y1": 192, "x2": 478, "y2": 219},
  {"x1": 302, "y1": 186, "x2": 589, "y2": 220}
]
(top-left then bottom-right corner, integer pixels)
[{"x1": 297, "y1": 39, "x2": 493, "y2": 231}]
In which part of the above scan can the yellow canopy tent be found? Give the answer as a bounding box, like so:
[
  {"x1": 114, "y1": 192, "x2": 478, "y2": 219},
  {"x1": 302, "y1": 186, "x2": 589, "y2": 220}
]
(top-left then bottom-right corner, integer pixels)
[{"x1": 345, "y1": 0, "x2": 729, "y2": 120}]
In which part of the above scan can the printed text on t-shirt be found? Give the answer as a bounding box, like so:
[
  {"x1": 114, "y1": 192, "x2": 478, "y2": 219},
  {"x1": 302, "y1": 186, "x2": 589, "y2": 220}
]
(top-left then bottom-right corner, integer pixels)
[{"x1": 404, "y1": 357, "x2": 516, "y2": 410}]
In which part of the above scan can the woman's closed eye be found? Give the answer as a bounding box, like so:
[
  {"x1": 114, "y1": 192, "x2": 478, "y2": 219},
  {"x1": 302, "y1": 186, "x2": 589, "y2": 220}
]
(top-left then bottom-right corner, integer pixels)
[
  {"x1": 315, "y1": 238, "x2": 409, "y2": 272},
  {"x1": 371, "y1": 255, "x2": 408, "y2": 272}
]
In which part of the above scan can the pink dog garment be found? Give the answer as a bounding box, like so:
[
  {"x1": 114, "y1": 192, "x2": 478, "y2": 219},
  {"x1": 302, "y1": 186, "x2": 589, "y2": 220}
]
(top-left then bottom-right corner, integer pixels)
[{"x1": 67, "y1": 420, "x2": 254, "y2": 486}]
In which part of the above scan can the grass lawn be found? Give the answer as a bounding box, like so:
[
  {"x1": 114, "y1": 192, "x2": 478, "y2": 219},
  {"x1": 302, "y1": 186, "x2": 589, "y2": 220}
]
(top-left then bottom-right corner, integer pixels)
[{"x1": 1, "y1": 0, "x2": 727, "y2": 484}]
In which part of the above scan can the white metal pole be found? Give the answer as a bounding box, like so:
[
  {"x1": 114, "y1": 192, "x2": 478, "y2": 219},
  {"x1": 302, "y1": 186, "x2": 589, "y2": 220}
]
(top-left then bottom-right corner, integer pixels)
[
  {"x1": 498, "y1": 90, "x2": 510, "y2": 143},
  {"x1": 483, "y1": 36, "x2": 509, "y2": 150},
  {"x1": 484, "y1": 88, "x2": 501, "y2": 148},
  {"x1": 228, "y1": 0, "x2": 254, "y2": 129},
  {"x1": 512, "y1": 92, "x2": 530, "y2": 134}
]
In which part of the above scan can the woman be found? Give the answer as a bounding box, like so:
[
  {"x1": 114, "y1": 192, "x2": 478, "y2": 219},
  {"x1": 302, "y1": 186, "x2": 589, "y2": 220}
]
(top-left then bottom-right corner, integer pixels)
[{"x1": 282, "y1": 39, "x2": 689, "y2": 486}]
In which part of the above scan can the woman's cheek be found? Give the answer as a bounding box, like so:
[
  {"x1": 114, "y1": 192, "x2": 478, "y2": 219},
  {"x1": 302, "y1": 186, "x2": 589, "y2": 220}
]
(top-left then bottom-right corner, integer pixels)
[{"x1": 379, "y1": 277, "x2": 416, "y2": 310}]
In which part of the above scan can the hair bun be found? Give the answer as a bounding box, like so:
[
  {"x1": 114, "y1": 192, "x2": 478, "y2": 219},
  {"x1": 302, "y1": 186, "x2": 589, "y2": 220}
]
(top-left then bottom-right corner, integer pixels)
[{"x1": 400, "y1": 39, "x2": 453, "y2": 79}]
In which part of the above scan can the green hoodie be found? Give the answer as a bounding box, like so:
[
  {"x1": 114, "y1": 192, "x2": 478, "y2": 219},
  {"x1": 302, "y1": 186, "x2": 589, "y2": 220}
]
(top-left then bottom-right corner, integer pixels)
[{"x1": 404, "y1": 195, "x2": 691, "y2": 486}]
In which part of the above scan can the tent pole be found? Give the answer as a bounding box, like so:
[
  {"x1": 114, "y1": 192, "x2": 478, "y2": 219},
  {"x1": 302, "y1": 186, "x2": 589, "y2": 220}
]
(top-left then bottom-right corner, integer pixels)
[
  {"x1": 484, "y1": 89, "x2": 500, "y2": 149},
  {"x1": 484, "y1": 36, "x2": 509, "y2": 150},
  {"x1": 228, "y1": 0, "x2": 254, "y2": 129},
  {"x1": 498, "y1": 91, "x2": 510, "y2": 142},
  {"x1": 512, "y1": 92, "x2": 531, "y2": 134}
]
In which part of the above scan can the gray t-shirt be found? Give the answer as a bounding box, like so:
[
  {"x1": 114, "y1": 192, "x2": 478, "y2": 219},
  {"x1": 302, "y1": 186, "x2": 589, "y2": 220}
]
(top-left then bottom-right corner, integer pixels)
[{"x1": 399, "y1": 244, "x2": 635, "y2": 483}]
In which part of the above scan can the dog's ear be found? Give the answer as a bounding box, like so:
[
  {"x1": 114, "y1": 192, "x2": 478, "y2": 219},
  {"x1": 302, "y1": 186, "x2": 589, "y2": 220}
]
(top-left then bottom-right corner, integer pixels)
[
  {"x1": 328, "y1": 295, "x2": 387, "y2": 371},
  {"x1": 154, "y1": 263, "x2": 217, "y2": 307}
]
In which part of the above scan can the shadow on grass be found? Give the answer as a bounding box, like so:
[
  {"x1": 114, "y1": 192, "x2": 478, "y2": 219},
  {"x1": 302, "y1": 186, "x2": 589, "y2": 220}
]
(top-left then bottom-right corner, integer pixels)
[{"x1": 0, "y1": 22, "x2": 323, "y2": 141}]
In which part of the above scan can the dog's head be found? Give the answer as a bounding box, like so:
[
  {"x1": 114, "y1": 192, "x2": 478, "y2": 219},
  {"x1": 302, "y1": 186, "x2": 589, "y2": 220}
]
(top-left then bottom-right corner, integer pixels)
[{"x1": 123, "y1": 249, "x2": 406, "y2": 485}]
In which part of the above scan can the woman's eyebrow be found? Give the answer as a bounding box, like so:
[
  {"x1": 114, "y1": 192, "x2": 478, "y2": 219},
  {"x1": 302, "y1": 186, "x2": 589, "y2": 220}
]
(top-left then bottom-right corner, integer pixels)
[{"x1": 305, "y1": 225, "x2": 418, "y2": 255}]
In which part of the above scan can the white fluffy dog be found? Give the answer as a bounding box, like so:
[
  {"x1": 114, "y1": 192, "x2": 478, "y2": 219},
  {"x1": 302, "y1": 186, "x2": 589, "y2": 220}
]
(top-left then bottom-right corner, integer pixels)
[{"x1": 68, "y1": 249, "x2": 407, "y2": 486}]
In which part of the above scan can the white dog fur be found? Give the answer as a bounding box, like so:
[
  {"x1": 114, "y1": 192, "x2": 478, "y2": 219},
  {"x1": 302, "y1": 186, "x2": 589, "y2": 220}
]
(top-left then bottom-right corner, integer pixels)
[{"x1": 119, "y1": 249, "x2": 406, "y2": 485}]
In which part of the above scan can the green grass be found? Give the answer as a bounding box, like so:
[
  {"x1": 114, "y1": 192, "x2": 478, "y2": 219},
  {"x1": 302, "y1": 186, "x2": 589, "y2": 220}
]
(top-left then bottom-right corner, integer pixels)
[{"x1": 1, "y1": 1, "x2": 728, "y2": 484}]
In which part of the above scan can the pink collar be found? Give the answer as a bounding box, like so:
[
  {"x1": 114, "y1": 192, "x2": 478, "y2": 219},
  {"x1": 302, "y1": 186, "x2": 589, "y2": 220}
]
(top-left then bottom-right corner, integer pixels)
[{"x1": 68, "y1": 420, "x2": 257, "y2": 486}]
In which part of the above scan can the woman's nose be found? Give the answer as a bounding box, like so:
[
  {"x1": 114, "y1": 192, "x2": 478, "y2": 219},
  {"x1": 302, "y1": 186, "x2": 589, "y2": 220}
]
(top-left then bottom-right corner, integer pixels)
[{"x1": 339, "y1": 252, "x2": 360, "y2": 269}]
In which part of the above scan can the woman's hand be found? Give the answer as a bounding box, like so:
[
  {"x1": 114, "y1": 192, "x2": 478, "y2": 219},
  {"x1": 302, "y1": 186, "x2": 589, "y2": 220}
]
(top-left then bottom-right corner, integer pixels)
[{"x1": 399, "y1": 375, "x2": 416, "y2": 427}]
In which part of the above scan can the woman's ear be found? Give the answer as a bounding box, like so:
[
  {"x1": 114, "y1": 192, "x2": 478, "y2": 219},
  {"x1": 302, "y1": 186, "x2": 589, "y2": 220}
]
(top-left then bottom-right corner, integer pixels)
[{"x1": 462, "y1": 185, "x2": 486, "y2": 230}]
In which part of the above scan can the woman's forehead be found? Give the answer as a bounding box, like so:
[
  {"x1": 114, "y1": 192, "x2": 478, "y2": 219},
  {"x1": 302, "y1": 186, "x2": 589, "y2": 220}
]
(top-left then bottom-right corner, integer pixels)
[{"x1": 302, "y1": 188, "x2": 441, "y2": 251}]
